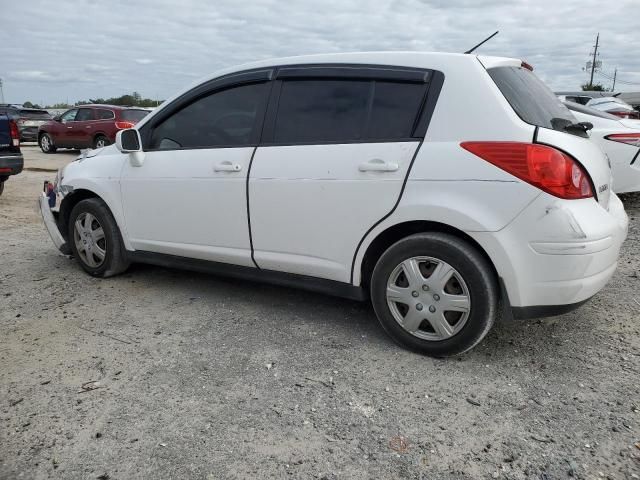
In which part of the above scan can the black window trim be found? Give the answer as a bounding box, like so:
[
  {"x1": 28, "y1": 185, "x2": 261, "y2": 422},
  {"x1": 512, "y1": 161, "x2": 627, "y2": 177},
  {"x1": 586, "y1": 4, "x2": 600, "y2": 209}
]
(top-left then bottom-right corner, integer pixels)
[
  {"x1": 262, "y1": 64, "x2": 439, "y2": 146},
  {"x1": 139, "y1": 68, "x2": 274, "y2": 152},
  {"x1": 138, "y1": 64, "x2": 444, "y2": 151}
]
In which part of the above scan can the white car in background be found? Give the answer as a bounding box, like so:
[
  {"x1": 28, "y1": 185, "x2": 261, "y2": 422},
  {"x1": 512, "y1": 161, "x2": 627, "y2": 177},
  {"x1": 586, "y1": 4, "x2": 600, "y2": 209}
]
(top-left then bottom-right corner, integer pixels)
[
  {"x1": 565, "y1": 101, "x2": 640, "y2": 193},
  {"x1": 38, "y1": 52, "x2": 628, "y2": 357},
  {"x1": 586, "y1": 96, "x2": 639, "y2": 120}
]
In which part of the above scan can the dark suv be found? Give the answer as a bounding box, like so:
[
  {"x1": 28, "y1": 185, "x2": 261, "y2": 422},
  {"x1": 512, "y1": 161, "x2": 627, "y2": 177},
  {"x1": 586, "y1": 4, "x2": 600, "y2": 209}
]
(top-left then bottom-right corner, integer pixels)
[
  {"x1": 38, "y1": 105, "x2": 149, "y2": 153},
  {"x1": 0, "y1": 105, "x2": 52, "y2": 142},
  {"x1": 0, "y1": 114, "x2": 23, "y2": 196}
]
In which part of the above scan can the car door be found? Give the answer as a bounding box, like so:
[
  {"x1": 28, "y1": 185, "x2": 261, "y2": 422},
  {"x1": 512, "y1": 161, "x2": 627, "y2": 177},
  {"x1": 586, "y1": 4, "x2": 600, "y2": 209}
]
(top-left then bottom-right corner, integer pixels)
[
  {"x1": 120, "y1": 70, "x2": 272, "y2": 266},
  {"x1": 69, "y1": 107, "x2": 96, "y2": 147},
  {"x1": 249, "y1": 67, "x2": 434, "y2": 283},
  {"x1": 55, "y1": 108, "x2": 78, "y2": 147}
]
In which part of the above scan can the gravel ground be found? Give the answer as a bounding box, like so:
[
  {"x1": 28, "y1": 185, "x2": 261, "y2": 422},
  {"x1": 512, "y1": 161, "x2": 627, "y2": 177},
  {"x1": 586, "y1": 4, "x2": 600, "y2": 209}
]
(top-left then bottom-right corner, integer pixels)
[{"x1": 1, "y1": 146, "x2": 639, "y2": 479}]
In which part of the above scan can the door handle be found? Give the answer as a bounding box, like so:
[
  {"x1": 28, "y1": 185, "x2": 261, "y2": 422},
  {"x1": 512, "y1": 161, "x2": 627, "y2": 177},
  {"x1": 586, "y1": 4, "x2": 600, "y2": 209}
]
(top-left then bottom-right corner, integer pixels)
[
  {"x1": 358, "y1": 158, "x2": 399, "y2": 172},
  {"x1": 67, "y1": 126, "x2": 73, "y2": 129},
  {"x1": 214, "y1": 161, "x2": 242, "y2": 172}
]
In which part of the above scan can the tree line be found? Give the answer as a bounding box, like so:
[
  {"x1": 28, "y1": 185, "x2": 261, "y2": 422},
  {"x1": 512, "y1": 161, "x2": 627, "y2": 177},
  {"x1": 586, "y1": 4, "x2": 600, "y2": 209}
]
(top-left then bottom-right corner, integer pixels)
[{"x1": 23, "y1": 92, "x2": 162, "y2": 110}]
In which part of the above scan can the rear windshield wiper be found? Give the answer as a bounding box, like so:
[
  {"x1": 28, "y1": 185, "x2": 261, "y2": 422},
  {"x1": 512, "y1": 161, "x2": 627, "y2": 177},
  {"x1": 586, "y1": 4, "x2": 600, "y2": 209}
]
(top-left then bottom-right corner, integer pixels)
[
  {"x1": 564, "y1": 121, "x2": 593, "y2": 133},
  {"x1": 550, "y1": 117, "x2": 593, "y2": 134}
]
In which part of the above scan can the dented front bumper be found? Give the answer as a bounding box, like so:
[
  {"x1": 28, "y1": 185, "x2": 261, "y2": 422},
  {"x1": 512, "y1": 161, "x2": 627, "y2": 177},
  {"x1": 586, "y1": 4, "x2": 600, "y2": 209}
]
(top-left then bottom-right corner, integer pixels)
[{"x1": 38, "y1": 191, "x2": 70, "y2": 255}]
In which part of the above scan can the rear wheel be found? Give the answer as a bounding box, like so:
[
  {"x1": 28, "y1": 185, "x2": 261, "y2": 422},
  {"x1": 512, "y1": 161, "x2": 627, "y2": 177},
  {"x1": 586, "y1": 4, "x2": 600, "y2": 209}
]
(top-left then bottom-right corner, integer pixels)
[
  {"x1": 39, "y1": 133, "x2": 57, "y2": 153},
  {"x1": 68, "y1": 198, "x2": 129, "y2": 277},
  {"x1": 0, "y1": 180, "x2": 4, "y2": 196},
  {"x1": 94, "y1": 135, "x2": 110, "y2": 149},
  {"x1": 370, "y1": 232, "x2": 498, "y2": 357}
]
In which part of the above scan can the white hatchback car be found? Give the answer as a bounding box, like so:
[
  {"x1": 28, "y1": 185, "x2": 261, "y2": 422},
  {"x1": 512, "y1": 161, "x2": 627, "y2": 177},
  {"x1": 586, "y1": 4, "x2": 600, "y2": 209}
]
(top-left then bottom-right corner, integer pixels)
[
  {"x1": 564, "y1": 101, "x2": 640, "y2": 193},
  {"x1": 39, "y1": 52, "x2": 629, "y2": 357}
]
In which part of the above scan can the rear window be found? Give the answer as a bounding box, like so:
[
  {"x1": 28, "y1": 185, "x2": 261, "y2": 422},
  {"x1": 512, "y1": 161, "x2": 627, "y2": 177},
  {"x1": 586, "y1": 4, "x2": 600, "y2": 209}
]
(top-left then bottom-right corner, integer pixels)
[
  {"x1": 121, "y1": 109, "x2": 149, "y2": 122},
  {"x1": 488, "y1": 66, "x2": 577, "y2": 132},
  {"x1": 18, "y1": 109, "x2": 51, "y2": 119}
]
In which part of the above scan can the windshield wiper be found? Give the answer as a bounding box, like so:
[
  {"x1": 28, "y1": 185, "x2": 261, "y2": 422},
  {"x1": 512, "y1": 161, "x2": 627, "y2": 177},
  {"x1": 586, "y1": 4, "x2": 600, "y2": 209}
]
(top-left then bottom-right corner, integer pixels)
[{"x1": 564, "y1": 121, "x2": 593, "y2": 133}]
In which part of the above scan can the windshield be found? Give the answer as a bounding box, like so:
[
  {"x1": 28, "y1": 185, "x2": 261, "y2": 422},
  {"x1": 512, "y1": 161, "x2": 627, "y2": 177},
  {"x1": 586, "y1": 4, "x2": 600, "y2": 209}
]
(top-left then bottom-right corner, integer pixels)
[
  {"x1": 488, "y1": 66, "x2": 577, "y2": 132},
  {"x1": 121, "y1": 109, "x2": 149, "y2": 123}
]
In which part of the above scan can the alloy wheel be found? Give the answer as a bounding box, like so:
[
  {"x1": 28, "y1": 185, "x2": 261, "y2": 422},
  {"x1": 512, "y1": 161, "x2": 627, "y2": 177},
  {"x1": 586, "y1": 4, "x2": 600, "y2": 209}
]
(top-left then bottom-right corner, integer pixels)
[
  {"x1": 41, "y1": 135, "x2": 50, "y2": 152},
  {"x1": 386, "y1": 256, "x2": 471, "y2": 341}
]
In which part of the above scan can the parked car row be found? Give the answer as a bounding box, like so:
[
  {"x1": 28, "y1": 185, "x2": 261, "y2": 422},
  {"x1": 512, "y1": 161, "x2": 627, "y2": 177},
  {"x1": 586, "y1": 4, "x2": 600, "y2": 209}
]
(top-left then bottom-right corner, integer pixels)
[
  {"x1": 39, "y1": 52, "x2": 629, "y2": 357},
  {"x1": 0, "y1": 105, "x2": 52, "y2": 142}
]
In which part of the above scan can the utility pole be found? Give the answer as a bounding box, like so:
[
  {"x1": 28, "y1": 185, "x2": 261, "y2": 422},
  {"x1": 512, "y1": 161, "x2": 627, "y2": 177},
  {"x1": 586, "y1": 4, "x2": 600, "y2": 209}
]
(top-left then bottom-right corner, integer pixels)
[
  {"x1": 0, "y1": 78, "x2": 4, "y2": 104},
  {"x1": 589, "y1": 33, "x2": 600, "y2": 89},
  {"x1": 611, "y1": 68, "x2": 617, "y2": 92}
]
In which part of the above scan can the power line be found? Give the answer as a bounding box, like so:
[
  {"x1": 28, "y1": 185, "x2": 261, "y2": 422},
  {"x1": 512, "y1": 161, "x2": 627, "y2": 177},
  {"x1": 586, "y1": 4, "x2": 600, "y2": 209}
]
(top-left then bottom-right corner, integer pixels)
[{"x1": 595, "y1": 70, "x2": 640, "y2": 86}]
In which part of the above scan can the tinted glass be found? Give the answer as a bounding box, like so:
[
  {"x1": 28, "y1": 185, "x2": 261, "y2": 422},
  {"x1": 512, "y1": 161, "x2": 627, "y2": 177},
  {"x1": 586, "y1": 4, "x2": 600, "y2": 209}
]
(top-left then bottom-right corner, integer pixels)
[
  {"x1": 19, "y1": 110, "x2": 51, "y2": 119},
  {"x1": 97, "y1": 109, "x2": 115, "y2": 120},
  {"x1": 121, "y1": 109, "x2": 149, "y2": 122},
  {"x1": 61, "y1": 109, "x2": 78, "y2": 121},
  {"x1": 488, "y1": 66, "x2": 576, "y2": 132},
  {"x1": 75, "y1": 108, "x2": 94, "y2": 121},
  {"x1": 367, "y1": 82, "x2": 425, "y2": 139},
  {"x1": 274, "y1": 80, "x2": 370, "y2": 143},
  {"x1": 151, "y1": 82, "x2": 268, "y2": 149}
]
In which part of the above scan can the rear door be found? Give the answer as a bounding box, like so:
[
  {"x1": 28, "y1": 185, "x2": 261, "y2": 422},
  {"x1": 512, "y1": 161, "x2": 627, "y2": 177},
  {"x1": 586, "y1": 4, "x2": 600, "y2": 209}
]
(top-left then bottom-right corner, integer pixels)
[
  {"x1": 249, "y1": 66, "x2": 435, "y2": 282},
  {"x1": 488, "y1": 65, "x2": 612, "y2": 208}
]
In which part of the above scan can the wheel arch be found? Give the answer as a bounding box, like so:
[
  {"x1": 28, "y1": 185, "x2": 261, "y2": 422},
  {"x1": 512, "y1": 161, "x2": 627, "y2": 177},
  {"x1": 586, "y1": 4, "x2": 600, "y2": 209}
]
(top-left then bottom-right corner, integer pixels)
[
  {"x1": 58, "y1": 187, "x2": 132, "y2": 250},
  {"x1": 357, "y1": 220, "x2": 500, "y2": 291}
]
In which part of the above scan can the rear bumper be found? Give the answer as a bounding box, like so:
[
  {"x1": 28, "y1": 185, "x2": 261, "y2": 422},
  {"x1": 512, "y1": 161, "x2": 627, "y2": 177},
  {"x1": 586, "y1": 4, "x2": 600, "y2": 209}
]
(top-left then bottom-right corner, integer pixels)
[
  {"x1": 0, "y1": 154, "x2": 24, "y2": 177},
  {"x1": 19, "y1": 127, "x2": 39, "y2": 142},
  {"x1": 38, "y1": 192, "x2": 70, "y2": 254},
  {"x1": 472, "y1": 192, "x2": 628, "y2": 311}
]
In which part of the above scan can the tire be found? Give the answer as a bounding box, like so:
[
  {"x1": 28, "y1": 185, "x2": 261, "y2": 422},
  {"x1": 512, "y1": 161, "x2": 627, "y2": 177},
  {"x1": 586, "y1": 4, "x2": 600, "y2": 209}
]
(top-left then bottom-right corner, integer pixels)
[
  {"x1": 0, "y1": 180, "x2": 4, "y2": 196},
  {"x1": 39, "y1": 133, "x2": 57, "y2": 153},
  {"x1": 68, "y1": 198, "x2": 130, "y2": 278},
  {"x1": 93, "y1": 135, "x2": 110, "y2": 149},
  {"x1": 370, "y1": 232, "x2": 498, "y2": 357}
]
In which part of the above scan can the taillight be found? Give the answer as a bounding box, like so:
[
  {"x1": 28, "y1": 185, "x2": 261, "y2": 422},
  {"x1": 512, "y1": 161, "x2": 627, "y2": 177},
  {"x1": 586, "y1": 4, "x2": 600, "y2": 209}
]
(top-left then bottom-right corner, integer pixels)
[
  {"x1": 9, "y1": 120, "x2": 20, "y2": 147},
  {"x1": 115, "y1": 121, "x2": 135, "y2": 129},
  {"x1": 460, "y1": 142, "x2": 594, "y2": 199},
  {"x1": 604, "y1": 132, "x2": 640, "y2": 148},
  {"x1": 609, "y1": 111, "x2": 640, "y2": 120}
]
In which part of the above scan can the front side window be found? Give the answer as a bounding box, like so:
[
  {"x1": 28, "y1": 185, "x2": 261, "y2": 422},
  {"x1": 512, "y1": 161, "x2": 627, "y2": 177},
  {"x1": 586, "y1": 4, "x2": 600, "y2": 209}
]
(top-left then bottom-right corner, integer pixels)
[
  {"x1": 61, "y1": 109, "x2": 78, "y2": 122},
  {"x1": 273, "y1": 79, "x2": 427, "y2": 144},
  {"x1": 75, "y1": 108, "x2": 94, "y2": 122},
  {"x1": 150, "y1": 82, "x2": 268, "y2": 150}
]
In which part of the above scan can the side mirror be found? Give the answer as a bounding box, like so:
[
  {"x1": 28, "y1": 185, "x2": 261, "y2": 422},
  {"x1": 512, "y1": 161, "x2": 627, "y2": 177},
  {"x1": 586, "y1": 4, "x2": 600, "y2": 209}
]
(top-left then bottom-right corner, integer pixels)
[
  {"x1": 53, "y1": 115, "x2": 61, "y2": 122},
  {"x1": 115, "y1": 129, "x2": 145, "y2": 167},
  {"x1": 116, "y1": 129, "x2": 141, "y2": 153}
]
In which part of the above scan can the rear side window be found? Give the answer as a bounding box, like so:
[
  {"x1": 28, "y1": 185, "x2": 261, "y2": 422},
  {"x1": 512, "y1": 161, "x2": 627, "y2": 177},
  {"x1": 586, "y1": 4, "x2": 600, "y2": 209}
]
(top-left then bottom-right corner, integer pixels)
[
  {"x1": 273, "y1": 79, "x2": 426, "y2": 144},
  {"x1": 150, "y1": 82, "x2": 269, "y2": 149},
  {"x1": 97, "y1": 109, "x2": 115, "y2": 120},
  {"x1": 120, "y1": 109, "x2": 149, "y2": 122},
  {"x1": 489, "y1": 66, "x2": 576, "y2": 132}
]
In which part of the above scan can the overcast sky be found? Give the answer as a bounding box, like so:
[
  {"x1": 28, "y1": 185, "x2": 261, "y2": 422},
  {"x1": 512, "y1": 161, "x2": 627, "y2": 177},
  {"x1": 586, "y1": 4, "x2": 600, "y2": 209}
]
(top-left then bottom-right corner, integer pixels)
[{"x1": 1, "y1": 0, "x2": 639, "y2": 106}]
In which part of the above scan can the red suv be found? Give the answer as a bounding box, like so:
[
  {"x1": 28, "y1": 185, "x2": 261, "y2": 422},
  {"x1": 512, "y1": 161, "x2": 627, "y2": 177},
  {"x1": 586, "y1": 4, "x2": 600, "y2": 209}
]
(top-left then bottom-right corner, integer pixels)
[{"x1": 38, "y1": 105, "x2": 149, "y2": 153}]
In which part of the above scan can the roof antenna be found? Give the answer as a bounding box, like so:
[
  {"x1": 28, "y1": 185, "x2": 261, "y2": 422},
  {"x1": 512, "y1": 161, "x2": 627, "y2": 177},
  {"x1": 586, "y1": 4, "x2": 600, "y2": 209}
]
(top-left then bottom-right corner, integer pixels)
[{"x1": 464, "y1": 31, "x2": 499, "y2": 54}]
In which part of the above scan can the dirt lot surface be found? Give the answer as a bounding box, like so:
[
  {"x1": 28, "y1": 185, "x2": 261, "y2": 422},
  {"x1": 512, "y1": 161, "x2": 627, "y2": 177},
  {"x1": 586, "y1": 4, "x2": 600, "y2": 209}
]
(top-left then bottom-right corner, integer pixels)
[{"x1": 1, "y1": 146, "x2": 639, "y2": 479}]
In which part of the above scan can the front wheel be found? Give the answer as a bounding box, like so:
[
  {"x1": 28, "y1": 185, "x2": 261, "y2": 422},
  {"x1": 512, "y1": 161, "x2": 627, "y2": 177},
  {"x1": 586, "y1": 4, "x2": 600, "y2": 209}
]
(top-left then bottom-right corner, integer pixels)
[
  {"x1": 39, "y1": 133, "x2": 57, "y2": 153},
  {"x1": 68, "y1": 198, "x2": 129, "y2": 277},
  {"x1": 370, "y1": 232, "x2": 498, "y2": 357}
]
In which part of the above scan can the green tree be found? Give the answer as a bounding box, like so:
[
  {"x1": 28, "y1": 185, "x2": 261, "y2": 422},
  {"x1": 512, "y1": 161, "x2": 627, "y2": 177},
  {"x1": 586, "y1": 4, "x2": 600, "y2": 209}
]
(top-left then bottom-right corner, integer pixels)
[
  {"x1": 22, "y1": 101, "x2": 42, "y2": 109},
  {"x1": 581, "y1": 83, "x2": 605, "y2": 91}
]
